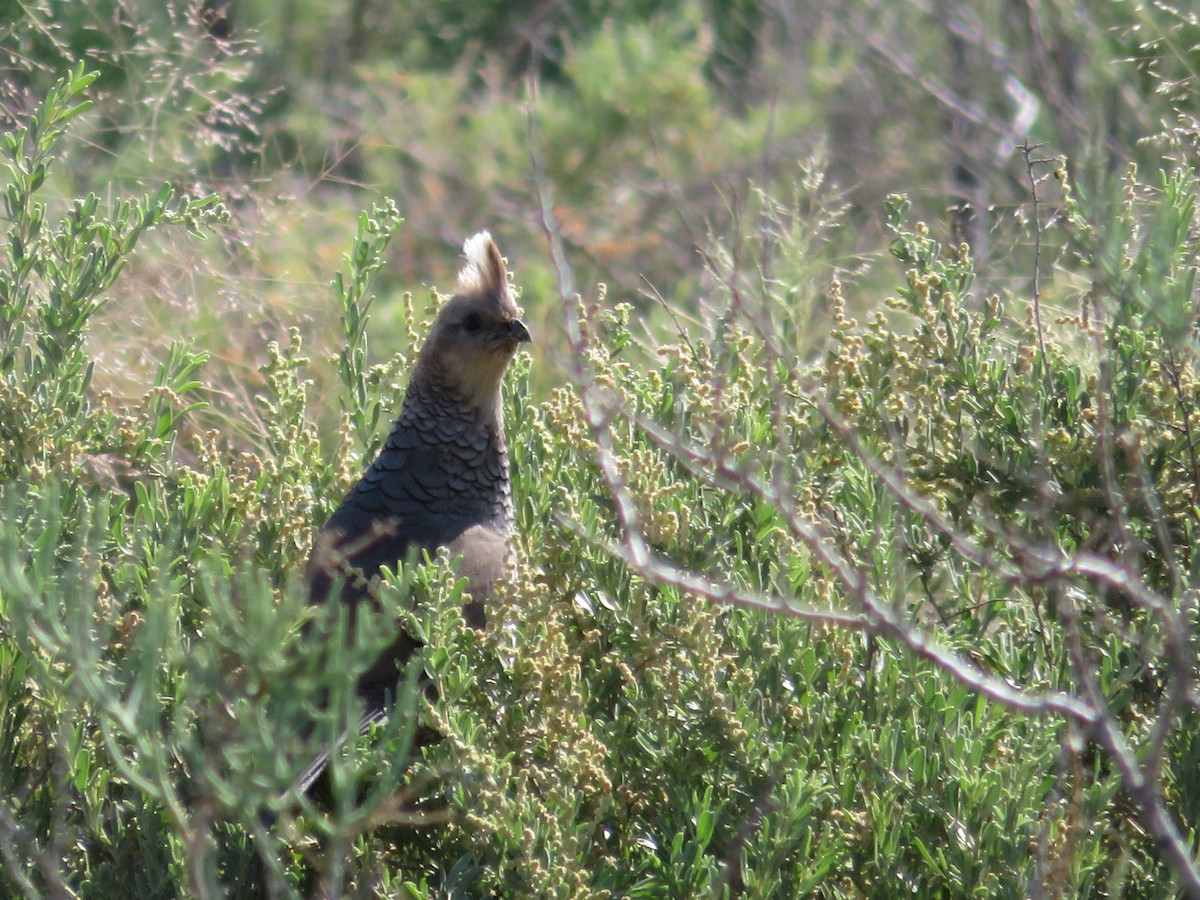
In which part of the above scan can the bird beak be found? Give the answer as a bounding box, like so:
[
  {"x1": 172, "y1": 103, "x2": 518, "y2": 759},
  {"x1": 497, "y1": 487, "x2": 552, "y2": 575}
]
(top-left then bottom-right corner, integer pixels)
[{"x1": 508, "y1": 319, "x2": 532, "y2": 344}]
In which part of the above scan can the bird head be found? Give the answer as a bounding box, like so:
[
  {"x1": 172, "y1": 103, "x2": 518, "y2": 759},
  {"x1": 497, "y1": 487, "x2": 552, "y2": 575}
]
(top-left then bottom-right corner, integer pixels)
[{"x1": 417, "y1": 232, "x2": 531, "y2": 417}]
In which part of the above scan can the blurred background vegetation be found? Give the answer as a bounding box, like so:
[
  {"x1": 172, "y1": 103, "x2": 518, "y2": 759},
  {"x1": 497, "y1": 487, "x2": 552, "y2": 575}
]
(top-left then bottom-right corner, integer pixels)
[
  {"x1": 4, "y1": 0, "x2": 1200, "y2": 896},
  {"x1": 6, "y1": 0, "x2": 1196, "y2": 406}
]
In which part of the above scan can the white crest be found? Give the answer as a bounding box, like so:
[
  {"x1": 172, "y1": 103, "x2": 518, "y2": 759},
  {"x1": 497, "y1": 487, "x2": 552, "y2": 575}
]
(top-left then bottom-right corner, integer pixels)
[{"x1": 456, "y1": 230, "x2": 507, "y2": 297}]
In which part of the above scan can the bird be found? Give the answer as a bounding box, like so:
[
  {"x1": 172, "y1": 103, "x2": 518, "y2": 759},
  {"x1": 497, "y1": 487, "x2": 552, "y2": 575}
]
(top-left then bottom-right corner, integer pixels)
[{"x1": 302, "y1": 231, "x2": 530, "y2": 784}]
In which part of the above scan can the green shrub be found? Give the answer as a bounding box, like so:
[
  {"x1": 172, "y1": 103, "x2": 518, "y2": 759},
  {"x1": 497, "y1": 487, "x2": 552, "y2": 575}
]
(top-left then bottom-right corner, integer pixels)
[{"x1": 5, "y1": 58, "x2": 1200, "y2": 899}]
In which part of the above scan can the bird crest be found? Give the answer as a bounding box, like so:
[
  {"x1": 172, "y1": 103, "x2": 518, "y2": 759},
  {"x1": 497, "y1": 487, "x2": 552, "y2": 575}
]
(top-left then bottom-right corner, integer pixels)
[{"x1": 456, "y1": 231, "x2": 510, "y2": 303}]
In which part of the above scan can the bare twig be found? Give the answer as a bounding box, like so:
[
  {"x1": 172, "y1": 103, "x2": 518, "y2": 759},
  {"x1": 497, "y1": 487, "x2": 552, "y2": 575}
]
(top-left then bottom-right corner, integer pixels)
[{"x1": 1021, "y1": 139, "x2": 1054, "y2": 394}]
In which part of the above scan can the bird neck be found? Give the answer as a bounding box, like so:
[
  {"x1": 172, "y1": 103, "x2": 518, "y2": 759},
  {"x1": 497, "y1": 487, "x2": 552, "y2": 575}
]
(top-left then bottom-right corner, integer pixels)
[
  {"x1": 402, "y1": 365, "x2": 505, "y2": 443},
  {"x1": 407, "y1": 358, "x2": 506, "y2": 428},
  {"x1": 393, "y1": 369, "x2": 513, "y2": 534}
]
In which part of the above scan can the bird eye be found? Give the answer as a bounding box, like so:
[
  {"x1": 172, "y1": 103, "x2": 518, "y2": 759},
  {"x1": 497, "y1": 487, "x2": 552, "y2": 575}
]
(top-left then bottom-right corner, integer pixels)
[{"x1": 463, "y1": 312, "x2": 483, "y2": 333}]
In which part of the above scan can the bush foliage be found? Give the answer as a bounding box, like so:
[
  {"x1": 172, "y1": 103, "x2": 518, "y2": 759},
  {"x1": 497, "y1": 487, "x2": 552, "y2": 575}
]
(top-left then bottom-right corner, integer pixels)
[{"x1": 4, "y1": 2, "x2": 1200, "y2": 898}]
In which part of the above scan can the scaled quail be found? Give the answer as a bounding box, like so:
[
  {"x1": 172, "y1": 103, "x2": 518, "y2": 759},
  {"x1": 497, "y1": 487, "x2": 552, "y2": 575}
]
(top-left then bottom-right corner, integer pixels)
[{"x1": 306, "y1": 230, "x2": 530, "y2": 735}]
